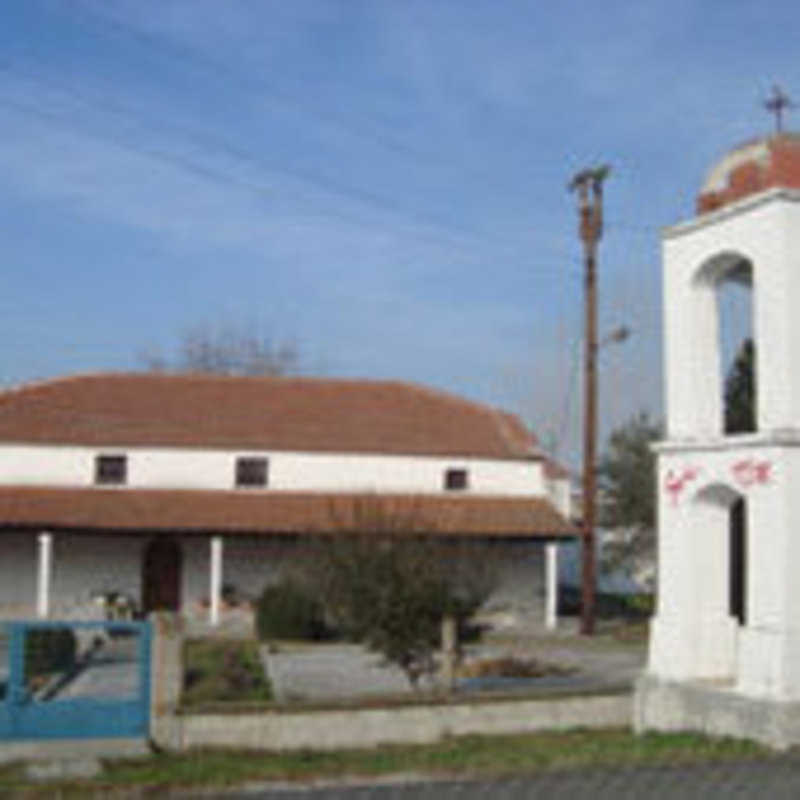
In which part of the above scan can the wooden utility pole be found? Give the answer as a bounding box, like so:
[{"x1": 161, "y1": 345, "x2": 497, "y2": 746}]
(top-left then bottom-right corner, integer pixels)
[{"x1": 569, "y1": 165, "x2": 610, "y2": 636}]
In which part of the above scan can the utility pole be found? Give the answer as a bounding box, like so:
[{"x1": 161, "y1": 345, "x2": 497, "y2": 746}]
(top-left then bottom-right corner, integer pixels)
[{"x1": 569, "y1": 164, "x2": 610, "y2": 636}]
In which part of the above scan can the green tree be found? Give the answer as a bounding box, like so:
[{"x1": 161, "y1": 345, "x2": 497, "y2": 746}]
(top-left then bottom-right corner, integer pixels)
[
  {"x1": 597, "y1": 412, "x2": 661, "y2": 587},
  {"x1": 724, "y1": 338, "x2": 755, "y2": 434},
  {"x1": 297, "y1": 501, "x2": 496, "y2": 689}
]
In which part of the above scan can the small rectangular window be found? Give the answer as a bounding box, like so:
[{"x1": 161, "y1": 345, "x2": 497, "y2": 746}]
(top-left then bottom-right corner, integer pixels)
[
  {"x1": 95, "y1": 455, "x2": 127, "y2": 485},
  {"x1": 444, "y1": 468, "x2": 468, "y2": 491},
  {"x1": 236, "y1": 457, "x2": 268, "y2": 488}
]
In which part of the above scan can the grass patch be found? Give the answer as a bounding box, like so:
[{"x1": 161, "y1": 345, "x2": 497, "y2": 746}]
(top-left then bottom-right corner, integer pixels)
[
  {"x1": 0, "y1": 729, "x2": 774, "y2": 796},
  {"x1": 182, "y1": 638, "x2": 272, "y2": 706}
]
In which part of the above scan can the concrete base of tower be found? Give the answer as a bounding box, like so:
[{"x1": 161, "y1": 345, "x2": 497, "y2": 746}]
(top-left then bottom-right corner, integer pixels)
[{"x1": 634, "y1": 672, "x2": 800, "y2": 750}]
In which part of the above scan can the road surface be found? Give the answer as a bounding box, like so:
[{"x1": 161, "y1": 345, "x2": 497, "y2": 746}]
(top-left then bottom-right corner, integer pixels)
[{"x1": 215, "y1": 759, "x2": 800, "y2": 799}]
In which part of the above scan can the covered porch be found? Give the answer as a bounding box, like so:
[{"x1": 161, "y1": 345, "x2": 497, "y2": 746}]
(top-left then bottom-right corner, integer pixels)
[{"x1": 0, "y1": 487, "x2": 576, "y2": 632}]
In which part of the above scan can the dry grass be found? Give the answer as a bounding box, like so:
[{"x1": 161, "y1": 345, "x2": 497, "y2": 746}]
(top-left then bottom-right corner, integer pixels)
[{"x1": 458, "y1": 656, "x2": 576, "y2": 679}]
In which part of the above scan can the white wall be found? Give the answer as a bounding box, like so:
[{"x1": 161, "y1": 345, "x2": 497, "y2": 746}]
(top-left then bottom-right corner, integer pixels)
[
  {"x1": 649, "y1": 436, "x2": 800, "y2": 698},
  {"x1": 0, "y1": 533, "x2": 37, "y2": 619},
  {"x1": 0, "y1": 444, "x2": 544, "y2": 496},
  {"x1": 0, "y1": 532, "x2": 549, "y2": 628},
  {"x1": 0, "y1": 532, "x2": 145, "y2": 620}
]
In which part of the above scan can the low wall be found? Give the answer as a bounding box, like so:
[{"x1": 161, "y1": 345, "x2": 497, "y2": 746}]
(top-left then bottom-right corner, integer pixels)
[
  {"x1": 635, "y1": 673, "x2": 800, "y2": 750},
  {"x1": 169, "y1": 693, "x2": 631, "y2": 752}
]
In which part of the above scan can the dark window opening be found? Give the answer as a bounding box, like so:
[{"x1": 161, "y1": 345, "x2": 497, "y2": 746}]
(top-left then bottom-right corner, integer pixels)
[
  {"x1": 95, "y1": 455, "x2": 127, "y2": 485},
  {"x1": 729, "y1": 497, "x2": 747, "y2": 626},
  {"x1": 444, "y1": 468, "x2": 468, "y2": 491},
  {"x1": 236, "y1": 457, "x2": 268, "y2": 488}
]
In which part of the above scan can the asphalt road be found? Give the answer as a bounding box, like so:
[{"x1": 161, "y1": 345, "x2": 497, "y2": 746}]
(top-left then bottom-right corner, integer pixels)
[{"x1": 208, "y1": 759, "x2": 800, "y2": 799}]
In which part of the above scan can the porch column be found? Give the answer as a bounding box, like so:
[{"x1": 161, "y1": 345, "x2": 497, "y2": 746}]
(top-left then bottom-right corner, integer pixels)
[
  {"x1": 36, "y1": 531, "x2": 53, "y2": 619},
  {"x1": 545, "y1": 542, "x2": 558, "y2": 630},
  {"x1": 209, "y1": 536, "x2": 223, "y2": 627}
]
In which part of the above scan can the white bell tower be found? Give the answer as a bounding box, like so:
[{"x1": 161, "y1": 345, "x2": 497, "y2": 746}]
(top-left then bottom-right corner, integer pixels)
[{"x1": 636, "y1": 130, "x2": 800, "y2": 748}]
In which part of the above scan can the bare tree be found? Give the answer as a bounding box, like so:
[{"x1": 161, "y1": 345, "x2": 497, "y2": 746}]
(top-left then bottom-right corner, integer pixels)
[{"x1": 139, "y1": 323, "x2": 299, "y2": 376}]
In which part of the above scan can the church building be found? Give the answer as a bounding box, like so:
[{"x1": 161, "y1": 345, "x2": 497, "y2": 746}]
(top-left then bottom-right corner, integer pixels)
[{"x1": 0, "y1": 373, "x2": 574, "y2": 634}]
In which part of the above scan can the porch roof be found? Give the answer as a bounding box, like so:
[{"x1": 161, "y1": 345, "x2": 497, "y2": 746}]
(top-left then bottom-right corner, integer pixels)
[{"x1": 0, "y1": 486, "x2": 576, "y2": 539}]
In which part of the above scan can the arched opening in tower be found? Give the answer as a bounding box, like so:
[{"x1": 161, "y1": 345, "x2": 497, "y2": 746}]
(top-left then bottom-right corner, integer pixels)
[{"x1": 693, "y1": 252, "x2": 755, "y2": 436}]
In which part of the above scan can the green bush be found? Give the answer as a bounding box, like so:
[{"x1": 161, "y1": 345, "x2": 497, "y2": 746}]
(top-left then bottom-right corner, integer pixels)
[
  {"x1": 25, "y1": 627, "x2": 77, "y2": 680},
  {"x1": 255, "y1": 579, "x2": 330, "y2": 641}
]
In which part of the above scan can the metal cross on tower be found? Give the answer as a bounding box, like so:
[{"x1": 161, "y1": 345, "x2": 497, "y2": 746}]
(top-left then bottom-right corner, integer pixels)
[{"x1": 764, "y1": 85, "x2": 793, "y2": 134}]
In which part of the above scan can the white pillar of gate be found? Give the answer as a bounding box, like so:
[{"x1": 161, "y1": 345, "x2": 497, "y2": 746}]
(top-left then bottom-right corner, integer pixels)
[
  {"x1": 209, "y1": 536, "x2": 223, "y2": 627},
  {"x1": 36, "y1": 531, "x2": 53, "y2": 619},
  {"x1": 545, "y1": 541, "x2": 558, "y2": 630}
]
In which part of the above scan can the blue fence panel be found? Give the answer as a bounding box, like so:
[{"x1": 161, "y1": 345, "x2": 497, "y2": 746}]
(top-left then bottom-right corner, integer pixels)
[
  {"x1": 0, "y1": 620, "x2": 151, "y2": 741},
  {"x1": 0, "y1": 625, "x2": 9, "y2": 737}
]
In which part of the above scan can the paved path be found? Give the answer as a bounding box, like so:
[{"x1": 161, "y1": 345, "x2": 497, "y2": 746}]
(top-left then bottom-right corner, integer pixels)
[
  {"x1": 51, "y1": 635, "x2": 140, "y2": 701},
  {"x1": 262, "y1": 645, "x2": 413, "y2": 703},
  {"x1": 261, "y1": 627, "x2": 647, "y2": 703},
  {"x1": 219, "y1": 759, "x2": 800, "y2": 799}
]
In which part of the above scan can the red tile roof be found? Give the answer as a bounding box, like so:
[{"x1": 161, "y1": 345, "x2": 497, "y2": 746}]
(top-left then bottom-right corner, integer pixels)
[
  {"x1": 697, "y1": 133, "x2": 800, "y2": 214},
  {"x1": 0, "y1": 374, "x2": 542, "y2": 460},
  {"x1": 0, "y1": 487, "x2": 576, "y2": 538}
]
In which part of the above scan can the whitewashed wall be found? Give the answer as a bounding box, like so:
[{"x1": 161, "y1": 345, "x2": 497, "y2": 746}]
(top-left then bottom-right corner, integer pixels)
[
  {"x1": 0, "y1": 533, "x2": 37, "y2": 619},
  {"x1": 649, "y1": 436, "x2": 800, "y2": 700},
  {"x1": 0, "y1": 533, "x2": 144, "y2": 620},
  {"x1": 0, "y1": 445, "x2": 544, "y2": 496},
  {"x1": 545, "y1": 477, "x2": 571, "y2": 518}
]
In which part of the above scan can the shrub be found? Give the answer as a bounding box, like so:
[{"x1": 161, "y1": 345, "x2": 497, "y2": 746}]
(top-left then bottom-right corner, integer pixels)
[{"x1": 255, "y1": 579, "x2": 330, "y2": 641}]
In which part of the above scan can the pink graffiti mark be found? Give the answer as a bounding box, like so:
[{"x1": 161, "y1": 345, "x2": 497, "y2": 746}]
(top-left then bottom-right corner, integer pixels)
[
  {"x1": 664, "y1": 466, "x2": 701, "y2": 506},
  {"x1": 731, "y1": 459, "x2": 772, "y2": 489}
]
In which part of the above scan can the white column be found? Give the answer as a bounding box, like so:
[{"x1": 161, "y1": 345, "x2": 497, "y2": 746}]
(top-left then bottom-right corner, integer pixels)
[
  {"x1": 36, "y1": 532, "x2": 53, "y2": 619},
  {"x1": 209, "y1": 536, "x2": 223, "y2": 627},
  {"x1": 545, "y1": 542, "x2": 558, "y2": 630}
]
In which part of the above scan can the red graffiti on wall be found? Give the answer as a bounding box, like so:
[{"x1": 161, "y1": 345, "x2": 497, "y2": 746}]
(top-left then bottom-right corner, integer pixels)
[
  {"x1": 664, "y1": 466, "x2": 701, "y2": 506},
  {"x1": 731, "y1": 459, "x2": 772, "y2": 489}
]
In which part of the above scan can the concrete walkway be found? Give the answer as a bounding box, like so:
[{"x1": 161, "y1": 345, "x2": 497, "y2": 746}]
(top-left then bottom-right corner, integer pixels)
[
  {"x1": 49, "y1": 636, "x2": 140, "y2": 701},
  {"x1": 262, "y1": 644, "x2": 413, "y2": 703},
  {"x1": 261, "y1": 622, "x2": 647, "y2": 704}
]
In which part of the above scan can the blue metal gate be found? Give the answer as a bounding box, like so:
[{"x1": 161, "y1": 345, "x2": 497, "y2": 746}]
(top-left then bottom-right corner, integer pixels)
[{"x1": 0, "y1": 620, "x2": 150, "y2": 740}]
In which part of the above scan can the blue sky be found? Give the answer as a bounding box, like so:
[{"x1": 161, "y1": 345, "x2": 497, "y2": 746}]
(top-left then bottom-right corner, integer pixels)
[{"x1": 0, "y1": 1, "x2": 795, "y2": 466}]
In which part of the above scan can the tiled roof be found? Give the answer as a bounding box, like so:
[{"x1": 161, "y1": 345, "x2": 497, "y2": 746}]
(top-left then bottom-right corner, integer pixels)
[
  {"x1": 0, "y1": 487, "x2": 576, "y2": 538},
  {"x1": 697, "y1": 133, "x2": 800, "y2": 214},
  {"x1": 0, "y1": 373, "x2": 542, "y2": 459}
]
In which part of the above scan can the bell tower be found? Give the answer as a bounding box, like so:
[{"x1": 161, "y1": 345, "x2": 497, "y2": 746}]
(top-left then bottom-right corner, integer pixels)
[{"x1": 637, "y1": 126, "x2": 800, "y2": 748}]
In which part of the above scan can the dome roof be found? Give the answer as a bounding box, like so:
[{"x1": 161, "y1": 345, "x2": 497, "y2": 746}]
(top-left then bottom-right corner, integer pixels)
[{"x1": 697, "y1": 133, "x2": 800, "y2": 214}]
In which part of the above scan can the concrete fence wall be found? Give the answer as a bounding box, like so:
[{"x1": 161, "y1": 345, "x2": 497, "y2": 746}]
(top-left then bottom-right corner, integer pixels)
[
  {"x1": 148, "y1": 610, "x2": 631, "y2": 753},
  {"x1": 172, "y1": 694, "x2": 631, "y2": 752}
]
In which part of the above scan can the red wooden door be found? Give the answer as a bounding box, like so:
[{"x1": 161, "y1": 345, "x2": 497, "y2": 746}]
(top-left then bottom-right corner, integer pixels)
[{"x1": 142, "y1": 539, "x2": 182, "y2": 612}]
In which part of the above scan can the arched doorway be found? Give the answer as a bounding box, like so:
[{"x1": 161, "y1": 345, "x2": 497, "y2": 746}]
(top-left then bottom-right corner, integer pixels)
[
  {"x1": 729, "y1": 496, "x2": 747, "y2": 626},
  {"x1": 693, "y1": 483, "x2": 747, "y2": 628},
  {"x1": 142, "y1": 538, "x2": 182, "y2": 613}
]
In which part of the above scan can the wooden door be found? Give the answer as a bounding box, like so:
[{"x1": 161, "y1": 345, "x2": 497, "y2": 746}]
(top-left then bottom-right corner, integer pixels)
[{"x1": 142, "y1": 539, "x2": 182, "y2": 613}]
